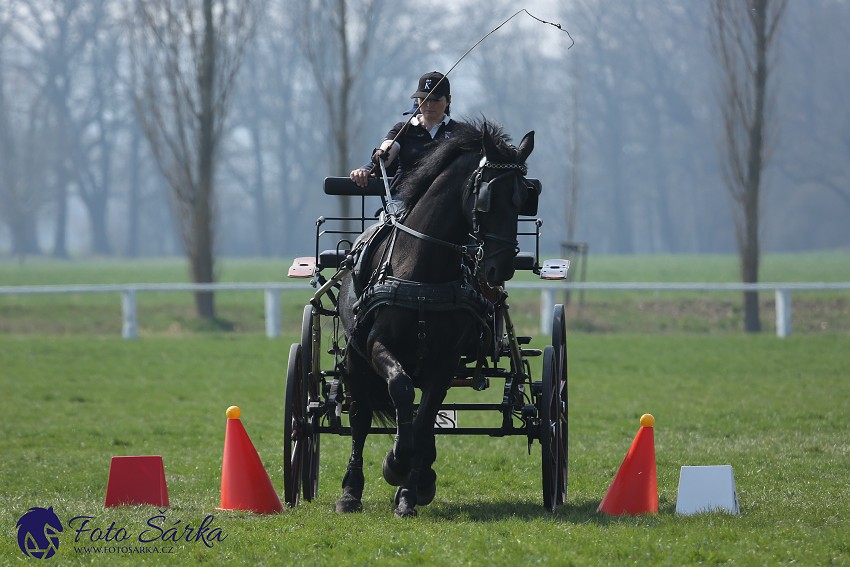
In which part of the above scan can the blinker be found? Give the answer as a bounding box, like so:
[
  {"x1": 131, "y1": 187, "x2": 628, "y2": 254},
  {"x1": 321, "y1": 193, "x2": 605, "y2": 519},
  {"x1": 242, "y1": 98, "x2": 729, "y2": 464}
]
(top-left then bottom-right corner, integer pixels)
[
  {"x1": 512, "y1": 182, "x2": 525, "y2": 209},
  {"x1": 519, "y1": 179, "x2": 540, "y2": 216},
  {"x1": 475, "y1": 181, "x2": 491, "y2": 212}
]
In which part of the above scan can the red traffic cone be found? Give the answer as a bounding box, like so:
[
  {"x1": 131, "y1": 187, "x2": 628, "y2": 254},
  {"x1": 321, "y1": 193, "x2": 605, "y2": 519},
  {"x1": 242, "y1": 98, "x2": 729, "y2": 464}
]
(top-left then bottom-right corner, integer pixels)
[
  {"x1": 597, "y1": 413, "x2": 658, "y2": 515},
  {"x1": 105, "y1": 455, "x2": 169, "y2": 508},
  {"x1": 219, "y1": 406, "x2": 283, "y2": 514}
]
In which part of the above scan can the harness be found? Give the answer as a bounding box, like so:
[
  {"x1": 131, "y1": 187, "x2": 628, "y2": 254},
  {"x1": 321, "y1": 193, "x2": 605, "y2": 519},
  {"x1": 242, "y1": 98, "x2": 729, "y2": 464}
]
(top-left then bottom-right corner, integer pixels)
[{"x1": 347, "y1": 157, "x2": 528, "y2": 376}]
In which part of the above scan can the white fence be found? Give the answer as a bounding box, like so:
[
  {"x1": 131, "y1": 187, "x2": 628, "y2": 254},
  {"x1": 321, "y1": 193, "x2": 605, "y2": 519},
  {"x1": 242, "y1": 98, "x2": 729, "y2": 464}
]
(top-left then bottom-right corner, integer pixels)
[{"x1": 2, "y1": 282, "x2": 849, "y2": 339}]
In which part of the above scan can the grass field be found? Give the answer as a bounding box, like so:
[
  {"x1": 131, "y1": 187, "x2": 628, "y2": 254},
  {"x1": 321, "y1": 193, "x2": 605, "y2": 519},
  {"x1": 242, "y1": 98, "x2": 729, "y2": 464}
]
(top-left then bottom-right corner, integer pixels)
[
  {"x1": 1, "y1": 254, "x2": 849, "y2": 564},
  {"x1": 2, "y1": 333, "x2": 849, "y2": 565}
]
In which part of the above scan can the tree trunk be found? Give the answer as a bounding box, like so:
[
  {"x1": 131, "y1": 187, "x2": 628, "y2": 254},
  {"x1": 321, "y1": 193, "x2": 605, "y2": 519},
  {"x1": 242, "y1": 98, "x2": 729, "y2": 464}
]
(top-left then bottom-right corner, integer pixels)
[
  {"x1": 88, "y1": 198, "x2": 112, "y2": 256},
  {"x1": 711, "y1": 0, "x2": 786, "y2": 333},
  {"x1": 191, "y1": 203, "x2": 216, "y2": 319},
  {"x1": 740, "y1": 0, "x2": 770, "y2": 333},
  {"x1": 194, "y1": 0, "x2": 217, "y2": 320},
  {"x1": 126, "y1": 121, "x2": 141, "y2": 258},
  {"x1": 52, "y1": 181, "x2": 69, "y2": 259},
  {"x1": 249, "y1": 119, "x2": 270, "y2": 257}
]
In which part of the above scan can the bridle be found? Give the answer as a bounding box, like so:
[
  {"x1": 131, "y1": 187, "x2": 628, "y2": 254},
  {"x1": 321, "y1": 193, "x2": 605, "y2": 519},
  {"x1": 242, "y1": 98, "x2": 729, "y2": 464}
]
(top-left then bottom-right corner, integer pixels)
[{"x1": 468, "y1": 157, "x2": 529, "y2": 271}]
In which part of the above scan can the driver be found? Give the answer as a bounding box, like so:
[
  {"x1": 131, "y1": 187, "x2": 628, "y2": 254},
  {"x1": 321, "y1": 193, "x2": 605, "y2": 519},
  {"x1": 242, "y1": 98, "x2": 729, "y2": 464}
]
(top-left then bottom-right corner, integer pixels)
[{"x1": 349, "y1": 71, "x2": 464, "y2": 200}]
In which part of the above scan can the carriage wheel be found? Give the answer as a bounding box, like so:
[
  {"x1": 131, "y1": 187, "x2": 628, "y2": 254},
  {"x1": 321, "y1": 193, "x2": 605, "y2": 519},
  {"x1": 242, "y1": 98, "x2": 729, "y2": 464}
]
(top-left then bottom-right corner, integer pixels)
[
  {"x1": 284, "y1": 343, "x2": 307, "y2": 506},
  {"x1": 539, "y1": 345, "x2": 559, "y2": 512},
  {"x1": 301, "y1": 413, "x2": 320, "y2": 502},
  {"x1": 551, "y1": 304, "x2": 569, "y2": 505},
  {"x1": 301, "y1": 305, "x2": 316, "y2": 396},
  {"x1": 299, "y1": 305, "x2": 321, "y2": 501}
]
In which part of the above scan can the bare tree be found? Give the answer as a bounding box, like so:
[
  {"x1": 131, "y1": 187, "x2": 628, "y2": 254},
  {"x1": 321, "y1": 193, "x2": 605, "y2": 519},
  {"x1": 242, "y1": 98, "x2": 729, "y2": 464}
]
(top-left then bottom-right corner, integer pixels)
[
  {"x1": 0, "y1": 17, "x2": 50, "y2": 259},
  {"x1": 8, "y1": 0, "x2": 104, "y2": 259},
  {"x1": 297, "y1": 0, "x2": 383, "y2": 227},
  {"x1": 710, "y1": 0, "x2": 786, "y2": 332},
  {"x1": 130, "y1": 0, "x2": 257, "y2": 319},
  {"x1": 779, "y1": 2, "x2": 850, "y2": 218},
  {"x1": 68, "y1": 1, "x2": 121, "y2": 256},
  {"x1": 566, "y1": 61, "x2": 581, "y2": 245}
]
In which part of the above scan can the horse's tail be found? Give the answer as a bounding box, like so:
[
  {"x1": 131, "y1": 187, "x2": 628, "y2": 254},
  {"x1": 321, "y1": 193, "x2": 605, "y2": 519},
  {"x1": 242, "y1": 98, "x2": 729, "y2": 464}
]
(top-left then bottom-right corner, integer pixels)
[
  {"x1": 372, "y1": 408, "x2": 396, "y2": 428},
  {"x1": 344, "y1": 347, "x2": 397, "y2": 428},
  {"x1": 364, "y1": 370, "x2": 396, "y2": 428}
]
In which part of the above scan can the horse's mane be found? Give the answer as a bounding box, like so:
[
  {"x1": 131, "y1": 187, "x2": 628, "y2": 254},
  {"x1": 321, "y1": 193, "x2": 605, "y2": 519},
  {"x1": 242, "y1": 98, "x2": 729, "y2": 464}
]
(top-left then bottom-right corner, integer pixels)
[{"x1": 395, "y1": 118, "x2": 515, "y2": 208}]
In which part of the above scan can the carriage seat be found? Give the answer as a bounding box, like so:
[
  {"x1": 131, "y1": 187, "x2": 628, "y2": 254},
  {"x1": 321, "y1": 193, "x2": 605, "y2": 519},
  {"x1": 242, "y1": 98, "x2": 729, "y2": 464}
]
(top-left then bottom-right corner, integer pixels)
[
  {"x1": 514, "y1": 252, "x2": 535, "y2": 271},
  {"x1": 319, "y1": 249, "x2": 350, "y2": 270},
  {"x1": 301, "y1": 177, "x2": 543, "y2": 276}
]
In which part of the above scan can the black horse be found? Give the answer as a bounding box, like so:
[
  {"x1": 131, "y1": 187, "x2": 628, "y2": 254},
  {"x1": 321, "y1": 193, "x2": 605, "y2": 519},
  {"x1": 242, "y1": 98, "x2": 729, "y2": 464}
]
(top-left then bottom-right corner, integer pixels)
[{"x1": 335, "y1": 119, "x2": 535, "y2": 517}]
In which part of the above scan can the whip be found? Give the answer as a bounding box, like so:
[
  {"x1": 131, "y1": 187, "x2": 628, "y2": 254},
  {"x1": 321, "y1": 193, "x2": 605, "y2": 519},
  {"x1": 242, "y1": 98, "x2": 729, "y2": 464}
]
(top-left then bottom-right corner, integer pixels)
[{"x1": 377, "y1": 9, "x2": 574, "y2": 209}]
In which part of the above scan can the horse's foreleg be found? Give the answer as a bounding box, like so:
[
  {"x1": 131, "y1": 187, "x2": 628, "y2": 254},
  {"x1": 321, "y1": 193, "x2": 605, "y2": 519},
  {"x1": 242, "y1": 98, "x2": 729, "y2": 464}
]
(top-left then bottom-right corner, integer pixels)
[
  {"x1": 335, "y1": 402, "x2": 372, "y2": 513},
  {"x1": 413, "y1": 385, "x2": 448, "y2": 506},
  {"x1": 392, "y1": 384, "x2": 449, "y2": 518},
  {"x1": 371, "y1": 340, "x2": 415, "y2": 485}
]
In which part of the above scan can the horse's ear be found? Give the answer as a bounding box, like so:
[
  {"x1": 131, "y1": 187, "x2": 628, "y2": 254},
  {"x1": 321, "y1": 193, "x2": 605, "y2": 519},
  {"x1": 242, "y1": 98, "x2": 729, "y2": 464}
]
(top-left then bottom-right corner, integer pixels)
[
  {"x1": 518, "y1": 131, "x2": 535, "y2": 162},
  {"x1": 482, "y1": 122, "x2": 500, "y2": 160}
]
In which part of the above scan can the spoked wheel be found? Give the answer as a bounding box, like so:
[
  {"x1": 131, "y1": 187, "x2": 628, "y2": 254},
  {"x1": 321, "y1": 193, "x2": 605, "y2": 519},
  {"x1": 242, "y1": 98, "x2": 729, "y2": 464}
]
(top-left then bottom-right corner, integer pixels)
[
  {"x1": 301, "y1": 421, "x2": 320, "y2": 501},
  {"x1": 300, "y1": 305, "x2": 320, "y2": 502},
  {"x1": 284, "y1": 343, "x2": 308, "y2": 506},
  {"x1": 551, "y1": 304, "x2": 569, "y2": 505},
  {"x1": 539, "y1": 345, "x2": 559, "y2": 512},
  {"x1": 301, "y1": 305, "x2": 314, "y2": 388}
]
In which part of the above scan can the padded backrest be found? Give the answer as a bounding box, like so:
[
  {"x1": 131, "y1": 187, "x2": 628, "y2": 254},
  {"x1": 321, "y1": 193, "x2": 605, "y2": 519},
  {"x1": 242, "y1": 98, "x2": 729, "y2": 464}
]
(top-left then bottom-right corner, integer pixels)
[{"x1": 323, "y1": 177, "x2": 386, "y2": 196}]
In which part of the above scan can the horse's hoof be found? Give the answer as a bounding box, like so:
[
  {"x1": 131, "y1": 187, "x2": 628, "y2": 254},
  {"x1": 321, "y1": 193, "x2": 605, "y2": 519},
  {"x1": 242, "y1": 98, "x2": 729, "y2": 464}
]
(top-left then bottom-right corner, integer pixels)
[
  {"x1": 393, "y1": 487, "x2": 418, "y2": 518},
  {"x1": 335, "y1": 494, "x2": 363, "y2": 514},
  {"x1": 394, "y1": 506, "x2": 418, "y2": 518},
  {"x1": 382, "y1": 450, "x2": 410, "y2": 486},
  {"x1": 393, "y1": 496, "x2": 418, "y2": 518}
]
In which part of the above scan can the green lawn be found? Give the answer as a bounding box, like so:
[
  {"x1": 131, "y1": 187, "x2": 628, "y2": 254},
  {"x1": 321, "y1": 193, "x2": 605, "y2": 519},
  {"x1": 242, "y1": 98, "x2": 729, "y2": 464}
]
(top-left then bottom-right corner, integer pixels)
[{"x1": 2, "y1": 333, "x2": 848, "y2": 565}]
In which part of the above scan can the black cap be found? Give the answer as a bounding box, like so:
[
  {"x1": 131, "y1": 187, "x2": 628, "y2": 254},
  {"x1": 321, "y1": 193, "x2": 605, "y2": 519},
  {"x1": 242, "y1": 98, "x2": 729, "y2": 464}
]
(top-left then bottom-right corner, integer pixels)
[{"x1": 411, "y1": 71, "x2": 450, "y2": 100}]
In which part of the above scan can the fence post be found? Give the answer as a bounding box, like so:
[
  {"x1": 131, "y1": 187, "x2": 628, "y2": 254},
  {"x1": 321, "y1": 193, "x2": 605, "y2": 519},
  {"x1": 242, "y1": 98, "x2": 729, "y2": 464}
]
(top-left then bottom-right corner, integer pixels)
[
  {"x1": 540, "y1": 288, "x2": 555, "y2": 335},
  {"x1": 775, "y1": 289, "x2": 792, "y2": 338},
  {"x1": 264, "y1": 288, "x2": 281, "y2": 338},
  {"x1": 121, "y1": 290, "x2": 137, "y2": 340}
]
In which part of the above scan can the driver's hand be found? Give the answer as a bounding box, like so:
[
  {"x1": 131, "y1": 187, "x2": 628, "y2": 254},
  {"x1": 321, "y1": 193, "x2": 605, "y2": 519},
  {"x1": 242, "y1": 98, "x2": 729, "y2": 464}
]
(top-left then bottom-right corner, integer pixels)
[
  {"x1": 350, "y1": 167, "x2": 372, "y2": 188},
  {"x1": 371, "y1": 147, "x2": 390, "y2": 167}
]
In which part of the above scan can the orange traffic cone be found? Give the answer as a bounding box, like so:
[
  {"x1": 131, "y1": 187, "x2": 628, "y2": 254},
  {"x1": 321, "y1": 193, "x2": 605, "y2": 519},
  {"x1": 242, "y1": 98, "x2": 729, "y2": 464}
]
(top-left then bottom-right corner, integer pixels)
[
  {"x1": 597, "y1": 413, "x2": 658, "y2": 515},
  {"x1": 105, "y1": 455, "x2": 169, "y2": 507},
  {"x1": 219, "y1": 406, "x2": 283, "y2": 514}
]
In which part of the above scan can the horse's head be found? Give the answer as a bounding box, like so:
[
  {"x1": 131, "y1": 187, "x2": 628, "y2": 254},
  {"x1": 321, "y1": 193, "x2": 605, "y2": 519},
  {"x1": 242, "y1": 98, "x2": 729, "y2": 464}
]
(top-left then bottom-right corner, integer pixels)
[{"x1": 465, "y1": 124, "x2": 535, "y2": 285}]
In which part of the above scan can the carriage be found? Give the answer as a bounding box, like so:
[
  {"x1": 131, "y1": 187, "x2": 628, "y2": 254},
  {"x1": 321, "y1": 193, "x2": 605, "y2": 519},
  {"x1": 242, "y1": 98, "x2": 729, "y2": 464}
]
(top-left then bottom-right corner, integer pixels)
[{"x1": 285, "y1": 122, "x2": 570, "y2": 515}]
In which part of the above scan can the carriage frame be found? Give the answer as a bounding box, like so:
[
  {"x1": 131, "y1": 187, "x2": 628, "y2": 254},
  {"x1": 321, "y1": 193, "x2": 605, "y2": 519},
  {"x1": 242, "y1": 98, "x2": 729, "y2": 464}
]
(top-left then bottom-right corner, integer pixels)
[{"x1": 285, "y1": 176, "x2": 570, "y2": 511}]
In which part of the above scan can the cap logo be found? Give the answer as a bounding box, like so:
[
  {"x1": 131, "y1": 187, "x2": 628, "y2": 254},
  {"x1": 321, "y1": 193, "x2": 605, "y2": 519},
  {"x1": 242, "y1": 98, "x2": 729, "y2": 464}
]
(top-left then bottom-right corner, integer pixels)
[{"x1": 424, "y1": 79, "x2": 433, "y2": 91}]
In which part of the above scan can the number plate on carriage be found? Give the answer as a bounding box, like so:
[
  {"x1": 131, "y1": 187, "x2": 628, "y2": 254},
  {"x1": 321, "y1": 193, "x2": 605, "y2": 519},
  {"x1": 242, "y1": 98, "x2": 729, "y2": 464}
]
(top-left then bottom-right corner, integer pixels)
[
  {"x1": 434, "y1": 410, "x2": 458, "y2": 429},
  {"x1": 288, "y1": 256, "x2": 316, "y2": 278},
  {"x1": 540, "y1": 258, "x2": 570, "y2": 280}
]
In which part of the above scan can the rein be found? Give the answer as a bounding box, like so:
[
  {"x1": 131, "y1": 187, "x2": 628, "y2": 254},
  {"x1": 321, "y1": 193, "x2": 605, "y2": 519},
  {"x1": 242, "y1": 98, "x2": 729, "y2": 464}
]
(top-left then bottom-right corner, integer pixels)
[{"x1": 389, "y1": 216, "x2": 481, "y2": 259}]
